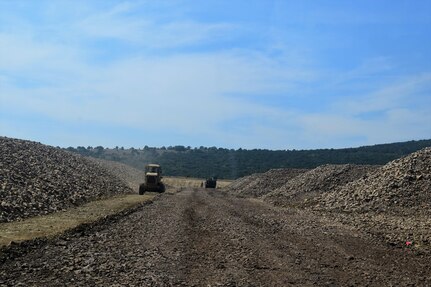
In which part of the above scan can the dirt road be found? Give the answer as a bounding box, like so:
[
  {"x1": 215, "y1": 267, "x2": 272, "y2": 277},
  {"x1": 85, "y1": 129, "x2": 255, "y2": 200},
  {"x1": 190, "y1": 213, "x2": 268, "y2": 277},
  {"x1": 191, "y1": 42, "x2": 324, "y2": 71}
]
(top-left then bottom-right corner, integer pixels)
[{"x1": 1, "y1": 189, "x2": 430, "y2": 286}]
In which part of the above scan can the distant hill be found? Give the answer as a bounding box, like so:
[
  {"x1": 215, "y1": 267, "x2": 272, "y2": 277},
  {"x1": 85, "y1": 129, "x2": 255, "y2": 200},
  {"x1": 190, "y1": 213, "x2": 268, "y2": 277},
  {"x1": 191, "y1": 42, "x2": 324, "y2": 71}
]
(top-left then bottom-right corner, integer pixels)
[{"x1": 65, "y1": 139, "x2": 431, "y2": 179}]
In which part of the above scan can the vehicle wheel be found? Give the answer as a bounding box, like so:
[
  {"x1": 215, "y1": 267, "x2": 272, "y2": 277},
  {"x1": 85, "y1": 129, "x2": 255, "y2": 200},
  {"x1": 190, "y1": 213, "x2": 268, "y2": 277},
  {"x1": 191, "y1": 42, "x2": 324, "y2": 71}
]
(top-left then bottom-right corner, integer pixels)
[
  {"x1": 139, "y1": 184, "x2": 146, "y2": 195},
  {"x1": 159, "y1": 183, "x2": 166, "y2": 193}
]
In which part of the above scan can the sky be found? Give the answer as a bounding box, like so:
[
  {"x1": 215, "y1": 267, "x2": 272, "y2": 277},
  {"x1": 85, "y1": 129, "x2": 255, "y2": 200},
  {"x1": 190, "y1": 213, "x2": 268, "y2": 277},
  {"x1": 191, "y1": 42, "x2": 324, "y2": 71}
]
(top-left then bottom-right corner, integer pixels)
[{"x1": 0, "y1": 0, "x2": 430, "y2": 150}]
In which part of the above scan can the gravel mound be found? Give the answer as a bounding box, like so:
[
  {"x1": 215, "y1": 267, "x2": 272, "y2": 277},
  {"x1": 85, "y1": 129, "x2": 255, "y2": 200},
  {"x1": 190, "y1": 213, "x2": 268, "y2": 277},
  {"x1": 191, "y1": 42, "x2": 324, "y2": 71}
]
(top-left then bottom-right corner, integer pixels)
[
  {"x1": 263, "y1": 164, "x2": 377, "y2": 207},
  {"x1": 317, "y1": 147, "x2": 431, "y2": 215},
  {"x1": 0, "y1": 137, "x2": 133, "y2": 222},
  {"x1": 225, "y1": 174, "x2": 255, "y2": 192},
  {"x1": 87, "y1": 158, "x2": 145, "y2": 192},
  {"x1": 227, "y1": 168, "x2": 307, "y2": 197}
]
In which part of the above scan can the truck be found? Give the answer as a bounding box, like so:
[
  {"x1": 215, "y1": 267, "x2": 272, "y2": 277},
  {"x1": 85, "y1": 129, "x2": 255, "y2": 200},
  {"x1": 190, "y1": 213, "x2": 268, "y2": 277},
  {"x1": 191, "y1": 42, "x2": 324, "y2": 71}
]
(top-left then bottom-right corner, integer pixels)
[{"x1": 139, "y1": 164, "x2": 165, "y2": 194}]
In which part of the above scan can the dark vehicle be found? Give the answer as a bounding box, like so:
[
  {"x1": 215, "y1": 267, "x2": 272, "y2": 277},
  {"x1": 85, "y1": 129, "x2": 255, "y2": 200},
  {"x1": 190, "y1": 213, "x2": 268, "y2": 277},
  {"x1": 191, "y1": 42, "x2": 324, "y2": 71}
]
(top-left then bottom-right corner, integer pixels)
[
  {"x1": 203, "y1": 176, "x2": 217, "y2": 188},
  {"x1": 139, "y1": 164, "x2": 165, "y2": 194}
]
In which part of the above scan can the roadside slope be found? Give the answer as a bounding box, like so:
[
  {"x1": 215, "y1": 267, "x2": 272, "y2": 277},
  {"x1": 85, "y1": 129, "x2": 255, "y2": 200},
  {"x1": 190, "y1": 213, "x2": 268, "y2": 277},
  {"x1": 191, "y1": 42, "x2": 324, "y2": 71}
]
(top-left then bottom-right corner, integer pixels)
[
  {"x1": 312, "y1": 147, "x2": 431, "y2": 248},
  {"x1": 0, "y1": 137, "x2": 133, "y2": 223},
  {"x1": 263, "y1": 164, "x2": 377, "y2": 207},
  {"x1": 316, "y1": 147, "x2": 431, "y2": 215},
  {"x1": 87, "y1": 157, "x2": 145, "y2": 192},
  {"x1": 227, "y1": 168, "x2": 307, "y2": 197}
]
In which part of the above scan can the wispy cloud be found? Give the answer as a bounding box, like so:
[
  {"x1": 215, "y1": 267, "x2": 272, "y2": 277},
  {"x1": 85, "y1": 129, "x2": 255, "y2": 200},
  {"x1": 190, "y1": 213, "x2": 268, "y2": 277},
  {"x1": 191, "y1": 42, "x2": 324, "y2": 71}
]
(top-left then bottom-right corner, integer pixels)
[
  {"x1": 295, "y1": 72, "x2": 431, "y2": 147},
  {"x1": 335, "y1": 73, "x2": 431, "y2": 115},
  {"x1": 75, "y1": 1, "x2": 235, "y2": 50}
]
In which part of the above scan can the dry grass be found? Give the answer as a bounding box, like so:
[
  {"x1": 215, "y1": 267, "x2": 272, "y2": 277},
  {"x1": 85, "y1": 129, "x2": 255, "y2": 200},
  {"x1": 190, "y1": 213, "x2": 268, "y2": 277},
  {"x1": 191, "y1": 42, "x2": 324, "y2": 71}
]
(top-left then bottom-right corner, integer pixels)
[{"x1": 0, "y1": 194, "x2": 154, "y2": 247}]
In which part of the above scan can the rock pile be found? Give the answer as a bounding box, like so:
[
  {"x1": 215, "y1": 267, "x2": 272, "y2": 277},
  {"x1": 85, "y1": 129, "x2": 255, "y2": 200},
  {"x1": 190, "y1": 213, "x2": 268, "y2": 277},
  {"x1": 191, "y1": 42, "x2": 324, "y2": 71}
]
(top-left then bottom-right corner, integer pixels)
[
  {"x1": 263, "y1": 164, "x2": 377, "y2": 207},
  {"x1": 0, "y1": 137, "x2": 133, "y2": 222},
  {"x1": 87, "y1": 158, "x2": 145, "y2": 192},
  {"x1": 227, "y1": 168, "x2": 307, "y2": 197},
  {"x1": 225, "y1": 174, "x2": 255, "y2": 192},
  {"x1": 227, "y1": 148, "x2": 431, "y2": 248},
  {"x1": 316, "y1": 147, "x2": 431, "y2": 215}
]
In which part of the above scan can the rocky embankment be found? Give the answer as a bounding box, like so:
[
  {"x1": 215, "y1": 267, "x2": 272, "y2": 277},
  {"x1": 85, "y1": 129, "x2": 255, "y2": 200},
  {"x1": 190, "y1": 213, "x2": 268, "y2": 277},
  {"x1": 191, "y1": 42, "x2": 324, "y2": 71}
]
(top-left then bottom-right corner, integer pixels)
[
  {"x1": 228, "y1": 147, "x2": 431, "y2": 249},
  {"x1": 87, "y1": 158, "x2": 145, "y2": 192},
  {"x1": 0, "y1": 137, "x2": 133, "y2": 223},
  {"x1": 313, "y1": 147, "x2": 431, "y2": 248},
  {"x1": 228, "y1": 168, "x2": 307, "y2": 197},
  {"x1": 229, "y1": 148, "x2": 430, "y2": 214},
  {"x1": 316, "y1": 147, "x2": 431, "y2": 215},
  {"x1": 263, "y1": 164, "x2": 377, "y2": 207}
]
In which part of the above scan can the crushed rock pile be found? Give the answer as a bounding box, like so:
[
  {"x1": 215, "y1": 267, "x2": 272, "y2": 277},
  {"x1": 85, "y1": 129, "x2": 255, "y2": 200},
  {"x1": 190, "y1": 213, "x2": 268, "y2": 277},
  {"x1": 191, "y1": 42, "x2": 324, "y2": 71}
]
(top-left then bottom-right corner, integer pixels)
[
  {"x1": 87, "y1": 158, "x2": 145, "y2": 192},
  {"x1": 225, "y1": 174, "x2": 255, "y2": 193},
  {"x1": 316, "y1": 147, "x2": 431, "y2": 215},
  {"x1": 227, "y1": 148, "x2": 431, "y2": 249},
  {"x1": 0, "y1": 137, "x2": 133, "y2": 223},
  {"x1": 227, "y1": 168, "x2": 307, "y2": 197},
  {"x1": 263, "y1": 164, "x2": 377, "y2": 207}
]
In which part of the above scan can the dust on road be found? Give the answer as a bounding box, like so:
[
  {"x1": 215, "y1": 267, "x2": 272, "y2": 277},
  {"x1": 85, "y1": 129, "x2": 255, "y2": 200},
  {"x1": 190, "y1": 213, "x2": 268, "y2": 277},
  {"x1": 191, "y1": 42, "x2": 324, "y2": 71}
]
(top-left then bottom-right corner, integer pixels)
[{"x1": 1, "y1": 189, "x2": 429, "y2": 286}]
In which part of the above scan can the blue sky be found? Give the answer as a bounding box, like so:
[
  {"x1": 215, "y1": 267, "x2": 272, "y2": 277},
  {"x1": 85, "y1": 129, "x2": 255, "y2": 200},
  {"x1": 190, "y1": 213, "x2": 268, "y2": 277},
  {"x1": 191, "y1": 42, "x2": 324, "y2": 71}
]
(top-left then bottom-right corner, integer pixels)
[{"x1": 0, "y1": 0, "x2": 430, "y2": 149}]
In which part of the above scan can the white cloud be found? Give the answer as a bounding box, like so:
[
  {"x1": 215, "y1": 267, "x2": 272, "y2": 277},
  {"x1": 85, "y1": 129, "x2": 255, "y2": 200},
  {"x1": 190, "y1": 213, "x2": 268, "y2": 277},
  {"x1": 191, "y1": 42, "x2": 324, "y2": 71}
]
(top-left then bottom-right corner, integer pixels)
[
  {"x1": 296, "y1": 110, "x2": 430, "y2": 148},
  {"x1": 75, "y1": 2, "x2": 235, "y2": 49},
  {"x1": 1, "y1": 49, "x2": 310, "y2": 134},
  {"x1": 296, "y1": 74, "x2": 431, "y2": 147},
  {"x1": 336, "y1": 73, "x2": 431, "y2": 115},
  {"x1": 0, "y1": 33, "x2": 56, "y2": 70}
]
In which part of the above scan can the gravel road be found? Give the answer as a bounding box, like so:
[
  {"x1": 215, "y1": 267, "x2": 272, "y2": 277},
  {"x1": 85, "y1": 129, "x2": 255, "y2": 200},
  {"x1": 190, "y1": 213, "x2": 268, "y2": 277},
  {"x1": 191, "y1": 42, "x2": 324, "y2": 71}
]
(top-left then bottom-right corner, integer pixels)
[{"x1": 1, "y1": 189, "x2": 430, "y2": 286}]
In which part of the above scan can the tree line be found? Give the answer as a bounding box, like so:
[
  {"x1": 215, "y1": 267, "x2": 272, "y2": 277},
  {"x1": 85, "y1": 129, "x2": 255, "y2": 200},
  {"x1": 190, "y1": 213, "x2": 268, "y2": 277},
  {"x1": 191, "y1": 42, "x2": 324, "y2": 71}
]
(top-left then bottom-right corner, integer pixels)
[{"x1": 65, "y1": 139, "x2": 431, "y2": 179}]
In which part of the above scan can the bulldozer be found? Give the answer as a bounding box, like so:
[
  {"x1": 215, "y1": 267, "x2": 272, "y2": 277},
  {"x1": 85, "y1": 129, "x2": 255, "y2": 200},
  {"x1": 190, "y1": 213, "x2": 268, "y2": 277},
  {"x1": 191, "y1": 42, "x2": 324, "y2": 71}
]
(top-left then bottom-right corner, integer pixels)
[
  {"x1": 202, "y1": 176, "x2": 217, "y2": 188},
  {"x1": 139, "y1": 164, "x2": 165, "y2": 194}
]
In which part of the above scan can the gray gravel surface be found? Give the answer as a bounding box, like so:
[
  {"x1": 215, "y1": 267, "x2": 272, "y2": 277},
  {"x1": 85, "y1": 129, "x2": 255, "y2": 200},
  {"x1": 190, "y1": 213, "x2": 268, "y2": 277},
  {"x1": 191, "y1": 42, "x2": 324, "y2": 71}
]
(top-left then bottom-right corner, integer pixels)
[
  {"x1": 0, "y1": 137, "x2": 132, "y2": 222},
  {"x1": 1, "y1": 189, "x2": 430, "y2": 286}
]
